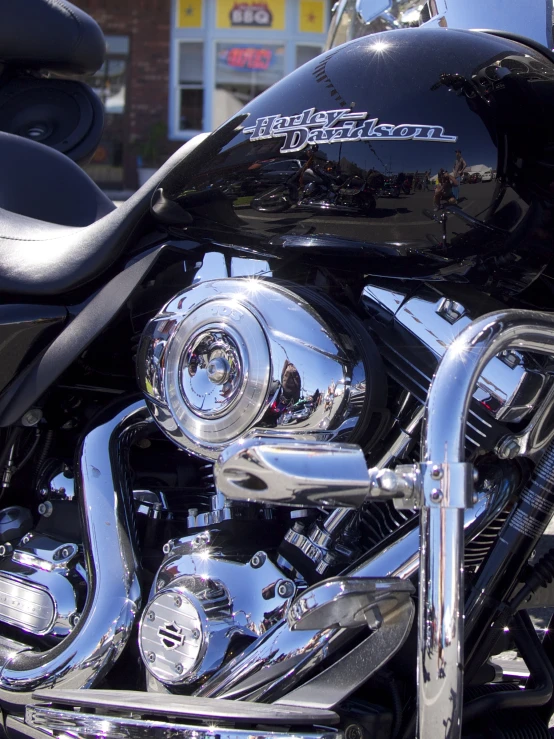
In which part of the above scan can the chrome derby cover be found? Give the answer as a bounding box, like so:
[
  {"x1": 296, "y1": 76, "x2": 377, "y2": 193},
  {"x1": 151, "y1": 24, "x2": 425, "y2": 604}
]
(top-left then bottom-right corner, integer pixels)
[{"x1": 138, "y1": 278, "x2": 384, "y2": 460}]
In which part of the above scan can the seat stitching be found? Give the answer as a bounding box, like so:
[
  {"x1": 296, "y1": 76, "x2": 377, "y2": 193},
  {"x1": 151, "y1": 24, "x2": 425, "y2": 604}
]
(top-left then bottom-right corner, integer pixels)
[
  {"x1": 0, "y1": 233, "x2": 78, "y2": 243},
  {"x1": 49, "y1": 0, "x2": 83, "y2": 56}
]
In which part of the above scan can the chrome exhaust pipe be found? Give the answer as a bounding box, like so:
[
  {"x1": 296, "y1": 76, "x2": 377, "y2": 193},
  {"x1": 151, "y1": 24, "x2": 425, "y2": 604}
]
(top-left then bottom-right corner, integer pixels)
[{"x1": 0, "y1": 400, "x2": 146, "y2": 703}]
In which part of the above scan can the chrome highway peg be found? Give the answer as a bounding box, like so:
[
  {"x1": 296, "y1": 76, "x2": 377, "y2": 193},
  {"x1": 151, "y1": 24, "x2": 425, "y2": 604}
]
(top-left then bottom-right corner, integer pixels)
[{"x1": 215, "y1": 437, "x2": 426, "y2": 509}]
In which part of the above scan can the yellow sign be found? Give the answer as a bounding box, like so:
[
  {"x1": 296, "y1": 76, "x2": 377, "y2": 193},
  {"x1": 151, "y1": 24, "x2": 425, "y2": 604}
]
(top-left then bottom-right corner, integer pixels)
[
  {"x1": 299, "y1": 0, "x2": 325, "y2": 33},
  {"x1": 177, "y1": 0, "x2": 202, "y2": 28},
  {"x1": 216, "y1": 1, "x2": 285, "y2": 30}
]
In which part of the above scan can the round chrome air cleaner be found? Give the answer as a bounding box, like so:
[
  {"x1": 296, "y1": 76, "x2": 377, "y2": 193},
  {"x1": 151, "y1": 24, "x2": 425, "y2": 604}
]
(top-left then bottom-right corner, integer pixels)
[{"x1": 138, "y1": 278, "x2": 385, "y2": 460}]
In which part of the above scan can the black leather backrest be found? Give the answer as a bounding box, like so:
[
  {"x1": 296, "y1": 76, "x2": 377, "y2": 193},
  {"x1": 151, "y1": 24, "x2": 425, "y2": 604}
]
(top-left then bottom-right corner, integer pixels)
[{"x1": 0, "y1": 0, "x2": 105, "y2": 75}]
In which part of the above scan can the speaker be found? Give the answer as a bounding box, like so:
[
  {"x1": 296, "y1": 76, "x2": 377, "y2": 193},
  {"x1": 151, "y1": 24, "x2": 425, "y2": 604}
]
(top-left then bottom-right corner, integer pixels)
[{"x1": 0, "y1": 76, "x2": 104, "y2": 164}]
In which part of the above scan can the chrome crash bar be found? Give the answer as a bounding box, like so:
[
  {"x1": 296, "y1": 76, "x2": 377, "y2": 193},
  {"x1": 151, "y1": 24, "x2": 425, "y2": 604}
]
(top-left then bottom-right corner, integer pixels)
[{"x1": 216, "y1": 309, "x2": 554, "y2": 738}]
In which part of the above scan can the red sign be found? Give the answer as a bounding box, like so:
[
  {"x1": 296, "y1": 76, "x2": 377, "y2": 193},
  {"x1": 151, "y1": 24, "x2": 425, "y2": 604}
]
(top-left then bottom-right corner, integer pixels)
[
  {"x1": 230, "y1": 3, "x2": 273, "y2": 26},
  {"x1": 225, "y1": 47, "x2": 273, "y2": 70}
]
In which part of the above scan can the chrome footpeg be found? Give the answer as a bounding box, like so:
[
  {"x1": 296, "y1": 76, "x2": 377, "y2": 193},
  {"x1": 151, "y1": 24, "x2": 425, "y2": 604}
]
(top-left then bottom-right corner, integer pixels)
[
  {"x1": 28, "y1": 689, "x2": 340, "y2": 739},
  {"x1": 215, "y1": 437, "x2": 422, "y2": 508},
  {"x1": 277, "y1": 577, "x2": 415, "y2": 709}
]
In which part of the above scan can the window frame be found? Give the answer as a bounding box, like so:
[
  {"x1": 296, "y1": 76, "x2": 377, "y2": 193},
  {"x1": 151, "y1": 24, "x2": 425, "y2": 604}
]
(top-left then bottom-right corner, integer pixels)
[{"x1": 176, "y1": 39, "x2": 206, "y2": 133}]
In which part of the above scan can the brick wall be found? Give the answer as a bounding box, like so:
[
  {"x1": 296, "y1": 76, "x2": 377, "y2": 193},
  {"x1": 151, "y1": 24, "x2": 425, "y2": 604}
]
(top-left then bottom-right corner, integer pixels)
[{"x1": 74, "y1": 0, "x2": 180, "y2": 187}]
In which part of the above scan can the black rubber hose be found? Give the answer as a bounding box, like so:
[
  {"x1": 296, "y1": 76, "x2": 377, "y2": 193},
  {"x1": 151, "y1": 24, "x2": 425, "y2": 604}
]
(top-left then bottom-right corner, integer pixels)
[
  {"x1": 463, "y1": 611, "x2": 553, "y2": 723},
  {"x1": 509, "y1": 548, "x2": 554, "y2": 611}
]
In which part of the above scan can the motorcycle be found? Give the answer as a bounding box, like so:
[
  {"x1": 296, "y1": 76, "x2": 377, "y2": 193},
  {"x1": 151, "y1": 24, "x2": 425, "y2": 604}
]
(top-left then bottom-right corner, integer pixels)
[
  {"x1": 3, "y1": 2, "x2": 554, "y2": 739},
  {"x1": 251, "y1": 166, "x2": 378, "y2": 215}
]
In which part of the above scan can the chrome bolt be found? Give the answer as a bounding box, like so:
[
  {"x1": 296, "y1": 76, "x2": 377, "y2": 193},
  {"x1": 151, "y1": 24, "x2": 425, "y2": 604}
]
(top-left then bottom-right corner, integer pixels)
[
  {"x1": 277, "y1": 580, "x2": 295, "y2": 598},
  {"x1": 430, "y1": 465, "x2": 443, "y2": 480},
  {"x1": 430, "y1": 488, "x2": 443, "y2": 503},
  {"x1": 147, "y1": 611, "x2": 155, "y2": 622},
  {"x1": 472, "y1": 493, "x2": 479, "y2": 504},
  {"x1": 156, "y1": 579, "x2": 165, "y2": 591},
  {"x1": 191, "y1": 628, "x2": 200, "y2": 640},
  {"x1": 147, "y1": 652, "x2": 156, "y2": 663},
  {"x1": 60, "y1": 547, "x2": 71, "y2": 559},
  {"x1": 175, "y1": 663, "x2": 184, "y2": 675},
  {"x1": 174, "y1": 595, "x2": 182, "y2": 608},
  {"x1": 250, "y1": 551, "x2": 266, "y2": 569},
  {"x1": 162, "y1": 541, "x2": 172, "y2": 555},
  {"x1": 70, "y1": 613, "x2": 80, "y2": 627},
  {"x1": 0, "y1": 543, "x2": 12, "y2": 557},
  {"x1": 188, "y1": 508, "x2": 199, "y2": 518},
  {"x1": 38, "y1": 501, "x2": 53, "y2": 517},
  {"x1": 21, "y1": 408, "x2": 42, "y2": 427},
  {"x1": 473, "y1": 468, "x2": 479, "y2": 484},
  {"x1": 497, "y1": 436, "x2": 521, "y2": 460},
  {"x1": 345, "y1": 725, "x2": 363, "y2": 739}
]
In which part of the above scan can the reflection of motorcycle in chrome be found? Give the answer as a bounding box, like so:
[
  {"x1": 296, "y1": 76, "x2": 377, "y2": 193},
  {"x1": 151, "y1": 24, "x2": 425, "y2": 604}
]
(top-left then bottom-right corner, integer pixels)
[{"x1": 252, "y1": 172, "x2": 377, "y2": 215}]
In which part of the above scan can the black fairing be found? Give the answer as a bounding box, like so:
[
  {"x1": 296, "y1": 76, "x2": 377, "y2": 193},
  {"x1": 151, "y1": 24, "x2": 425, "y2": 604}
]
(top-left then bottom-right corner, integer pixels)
[{"x1": 157, "y1": 28, "x2": 554, "y2": 291}]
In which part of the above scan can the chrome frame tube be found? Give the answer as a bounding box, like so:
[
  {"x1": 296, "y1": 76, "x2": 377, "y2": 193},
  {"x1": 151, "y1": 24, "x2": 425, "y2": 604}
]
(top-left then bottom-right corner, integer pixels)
[
  {"x1": 418, "y1": 310, "x2": 554, "y2": 739},
  {"x1": 0, "y1": 400, "x2": 146, "y2": 702}
]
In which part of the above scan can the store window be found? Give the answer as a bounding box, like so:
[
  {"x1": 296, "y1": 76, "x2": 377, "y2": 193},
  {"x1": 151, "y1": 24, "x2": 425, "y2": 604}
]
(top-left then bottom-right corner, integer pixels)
[
  {"x1": 172, "y1": 0, "x2": 329, "y2": 138},
  {"x1": 83, "y1": 34, "x2": 129, "y2": 187},
  {"x1": 296, "y1": 44, "x2": 323, "y2": 67},
  {"x1": 87, "y1": 35, "x2": 129, "y2": 114},
  {"x1": 179, "y1": 41, "x2": 204, "y2": 131},
  {"x1": 213, "y1": 42, "x2": 285, "y2": 129}
]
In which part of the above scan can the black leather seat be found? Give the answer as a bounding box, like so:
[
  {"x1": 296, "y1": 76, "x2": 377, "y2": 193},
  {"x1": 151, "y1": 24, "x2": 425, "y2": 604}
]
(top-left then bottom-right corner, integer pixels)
[
  {"x1": 0, "y1": 132, "x2": 114, "y2": 227},
  {"x1": 0, "y1": 0, "x2": 105, "y2": 75},
  {"x1": 0, "y1": 134, "x2": 208, "y2": 297}
]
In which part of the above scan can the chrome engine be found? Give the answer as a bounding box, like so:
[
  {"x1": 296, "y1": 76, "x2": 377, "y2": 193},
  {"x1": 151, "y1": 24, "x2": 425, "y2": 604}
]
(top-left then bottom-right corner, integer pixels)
[
  {"x1": 1, "y1": 260, "x2": 552, "y2": 706},
  {"x1": 129, "y1": 266, "x2": 554, "y2": 693}
]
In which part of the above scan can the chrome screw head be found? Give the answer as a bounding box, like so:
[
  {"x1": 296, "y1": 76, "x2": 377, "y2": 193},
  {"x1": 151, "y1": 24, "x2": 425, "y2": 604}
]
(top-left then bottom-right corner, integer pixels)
[
  {"x1": 277, "y1": 580, "x2": 295, "y2": 598},
  {"x1": 191, "y1": 628, "x2": 200, "y2": 640},
  {"x1": 147, "y1": 611, "x2": 155, "y2": 622},
  {"x1": 430, "y1": 488, "x2": 443, "y2": 503},
  {"x1": 250, "y1": 551, "x2": 266, "y2": 569},
  {"x1": 430, "y1": 465, "x2": 443, "y2": 480},
  {"x1": 345, "y1": 724, "x2": 363, "y2": 739},
  {"x1": 147, "y1": 652, "x2": 156, "y2": 663},
  {"x1": 174, "y1": 595, "x2": 182, "y2": 608},
  {"x1": 175, "y1": 663, "x2": 184, "y2": 675},
  {"x1": 497, "y1": 436, "x2": 521, "y2": 460}
]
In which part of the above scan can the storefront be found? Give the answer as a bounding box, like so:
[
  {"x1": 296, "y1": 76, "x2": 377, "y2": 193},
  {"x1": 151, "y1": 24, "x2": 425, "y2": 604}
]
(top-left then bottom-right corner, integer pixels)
[
  {"x1": 170, "y1": 0, "x2": 329, "y2": 139},
  {"x1": 76, "y1": 0, "x2": 329, "y2": 190}
]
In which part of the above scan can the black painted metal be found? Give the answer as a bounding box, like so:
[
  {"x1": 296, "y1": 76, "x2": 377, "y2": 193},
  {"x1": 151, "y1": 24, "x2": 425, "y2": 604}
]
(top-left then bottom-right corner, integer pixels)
[
  {"x1": 156, "y1": 28, "x2": 554, "y2": 296},
  {"x1": 465, "y1": 441, "x2": 554, "y2": 681}
]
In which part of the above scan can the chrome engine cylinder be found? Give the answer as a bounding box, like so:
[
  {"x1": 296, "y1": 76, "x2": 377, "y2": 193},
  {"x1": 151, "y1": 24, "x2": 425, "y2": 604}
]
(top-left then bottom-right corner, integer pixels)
[{"x1": 0, "y1": 400, "x2": 145, "y2": 701}]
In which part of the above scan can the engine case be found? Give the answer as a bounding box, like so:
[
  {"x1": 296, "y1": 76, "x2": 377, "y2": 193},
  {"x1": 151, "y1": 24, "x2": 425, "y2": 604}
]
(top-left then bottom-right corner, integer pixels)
[
  {"x1": 0, "y1": 531, "x2": 83, "y2": 637},
  {"x1": 138, "y1": 532, "x2": 294, "y2": 686}
]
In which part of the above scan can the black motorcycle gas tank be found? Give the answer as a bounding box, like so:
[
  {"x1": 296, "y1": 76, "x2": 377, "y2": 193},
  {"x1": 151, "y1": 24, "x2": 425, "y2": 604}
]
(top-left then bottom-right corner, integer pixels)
[{"x1": 160, "y1": 29, "x2": 554, "y2": 282}]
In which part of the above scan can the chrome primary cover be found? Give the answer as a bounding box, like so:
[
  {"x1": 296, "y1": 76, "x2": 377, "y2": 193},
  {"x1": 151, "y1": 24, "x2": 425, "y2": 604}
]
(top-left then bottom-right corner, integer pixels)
[{"x1": 138, "y1": 278, "x2": 381, "y2": 460}]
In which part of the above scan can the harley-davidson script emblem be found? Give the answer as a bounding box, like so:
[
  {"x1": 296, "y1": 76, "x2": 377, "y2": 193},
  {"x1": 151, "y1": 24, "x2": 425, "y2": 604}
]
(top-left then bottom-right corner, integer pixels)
[{"x1": 242, "y1": 108, "x2": 458, "y2": 154}]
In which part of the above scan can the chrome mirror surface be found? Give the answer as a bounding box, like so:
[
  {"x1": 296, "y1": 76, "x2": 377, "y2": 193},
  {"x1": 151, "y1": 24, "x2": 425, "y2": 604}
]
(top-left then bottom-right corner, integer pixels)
[{"x1": 355, "y1": 0, "x2": 392, "y2": 24}]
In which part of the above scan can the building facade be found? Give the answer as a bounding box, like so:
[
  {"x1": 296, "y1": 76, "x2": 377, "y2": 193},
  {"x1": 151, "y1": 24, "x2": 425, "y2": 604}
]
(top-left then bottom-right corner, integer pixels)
[{"x1": 74, "y1": 0, "x2": 329, "y2": 189}]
